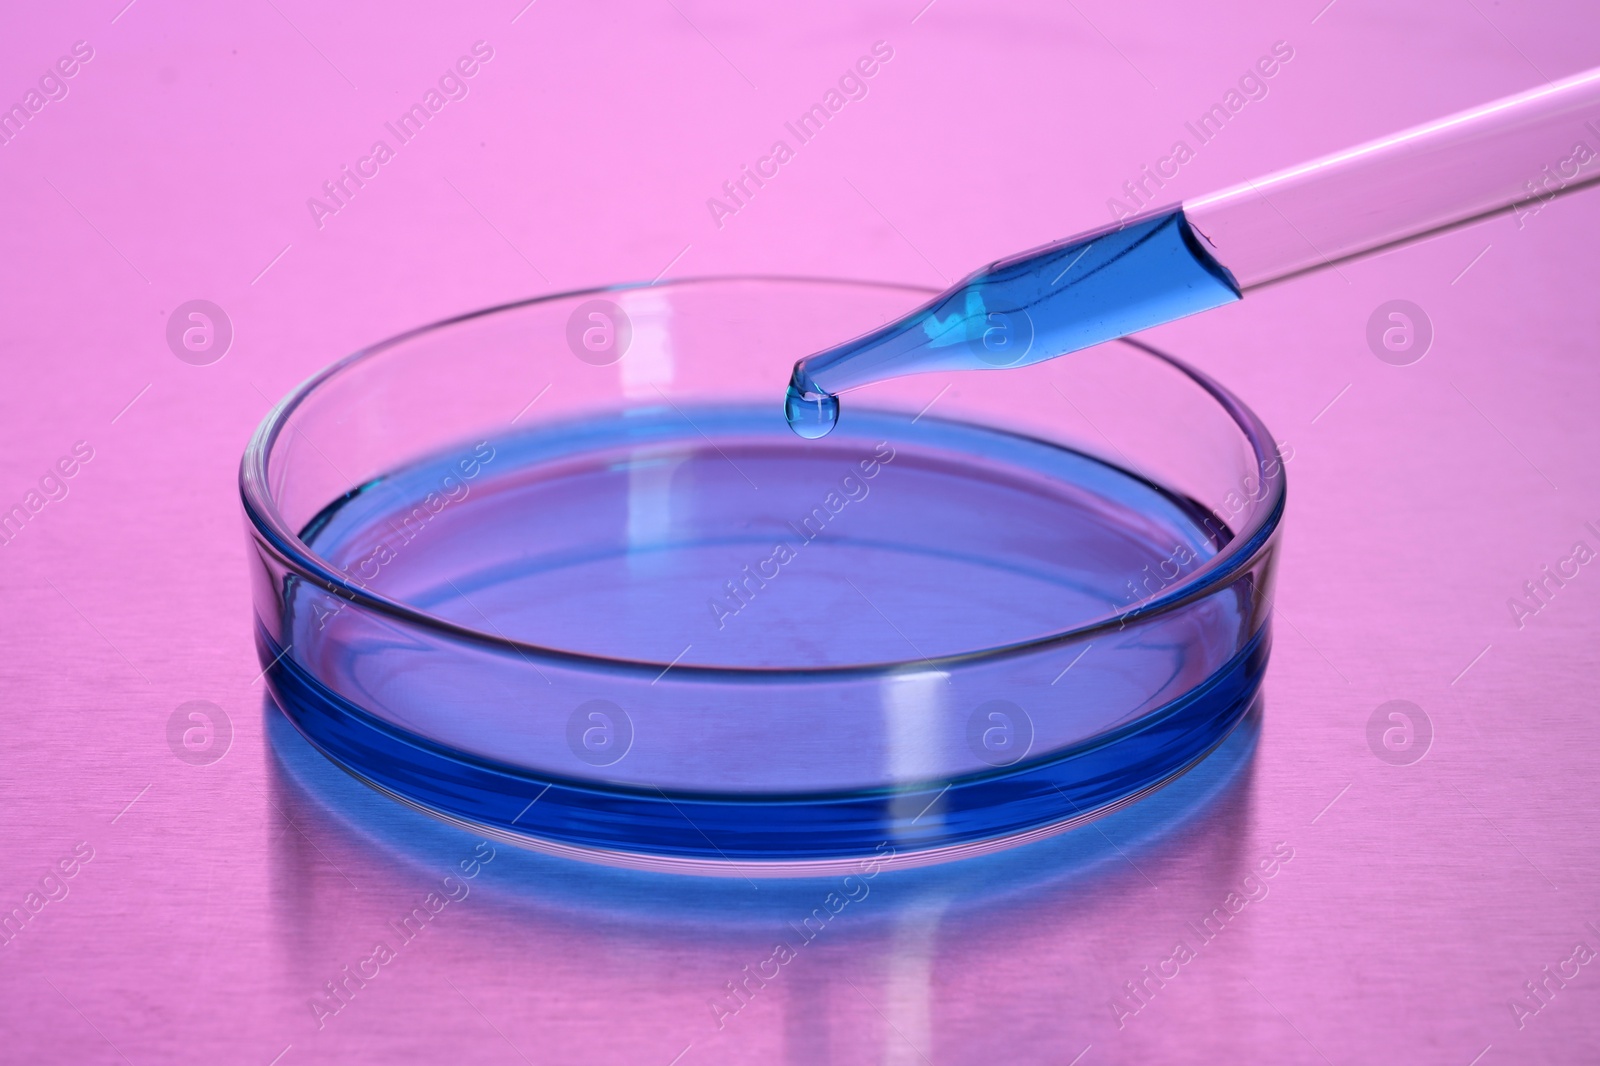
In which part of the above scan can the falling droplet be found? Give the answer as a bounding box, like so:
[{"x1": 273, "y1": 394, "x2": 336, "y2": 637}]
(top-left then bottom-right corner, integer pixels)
[{"x1": 785, "y1": 374, "x2": 840, "y2": 439}]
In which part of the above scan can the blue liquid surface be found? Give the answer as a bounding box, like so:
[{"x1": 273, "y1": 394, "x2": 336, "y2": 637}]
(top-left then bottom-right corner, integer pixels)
[
  {"x1": 787, "y1": 208, "x2": 1241, "y2": 438},
  {"x1": 270, "y1": 406, "x2": 1268, "y2": 864},
  {"x1": 305, "y1": 408, "x2": 1225, "y2": 668}
]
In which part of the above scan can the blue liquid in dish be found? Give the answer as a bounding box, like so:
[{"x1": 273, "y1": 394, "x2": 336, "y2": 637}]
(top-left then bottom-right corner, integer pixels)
[
  {"x1": 270, "y1": 406, "x2": 1268, "y2": 866},
  {"x1": 785, "y1": 208, "x2": 1241, "y2": 438}
]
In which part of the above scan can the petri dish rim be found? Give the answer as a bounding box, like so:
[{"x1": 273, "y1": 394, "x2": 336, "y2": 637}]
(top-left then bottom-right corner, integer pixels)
[{"x1": 240, "y1": 275, "x2": 1285, "y2": 682}]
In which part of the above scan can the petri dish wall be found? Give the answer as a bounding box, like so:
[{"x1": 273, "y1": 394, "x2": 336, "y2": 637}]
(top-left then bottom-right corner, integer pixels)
[{"x1": 241, "y1": 277, "x2": 1285, "y2": 876}]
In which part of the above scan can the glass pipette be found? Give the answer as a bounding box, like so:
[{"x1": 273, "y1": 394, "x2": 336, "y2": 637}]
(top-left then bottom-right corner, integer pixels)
[{"x1": 786, "y1": 65, "x2": 1600, "y2": 438}]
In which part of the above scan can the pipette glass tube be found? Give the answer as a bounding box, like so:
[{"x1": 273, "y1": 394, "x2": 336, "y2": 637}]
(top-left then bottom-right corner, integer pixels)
[{"x1": 787, "y1": 66, "x2": 1600, "y2": 436}]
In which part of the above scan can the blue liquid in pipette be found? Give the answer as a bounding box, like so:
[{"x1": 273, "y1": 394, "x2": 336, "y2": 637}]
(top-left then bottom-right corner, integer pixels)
[{"x1": 785, "y1": 208, "x2": 1241, "y2": 438}]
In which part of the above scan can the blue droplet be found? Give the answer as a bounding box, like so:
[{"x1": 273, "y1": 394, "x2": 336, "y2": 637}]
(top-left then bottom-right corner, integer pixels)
[{"x1": 785, "y1": 378, "x2": 839, "y2": 439}]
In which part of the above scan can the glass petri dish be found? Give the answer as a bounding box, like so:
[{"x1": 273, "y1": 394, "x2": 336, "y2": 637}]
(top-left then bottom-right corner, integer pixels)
[{"x1": 241, "y1": 277, "x2": 1286, "y2": 877}]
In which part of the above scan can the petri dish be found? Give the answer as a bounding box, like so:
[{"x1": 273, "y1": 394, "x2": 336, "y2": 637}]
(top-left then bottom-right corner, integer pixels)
[{"x1": 241, "y1": 277, "x2": 1286, "y2": 877}]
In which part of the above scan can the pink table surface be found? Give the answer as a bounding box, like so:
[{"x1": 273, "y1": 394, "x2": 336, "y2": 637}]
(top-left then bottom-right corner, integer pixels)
[{"x1": 2, "y1": 1, "x2": 1598, "y2": 1063}]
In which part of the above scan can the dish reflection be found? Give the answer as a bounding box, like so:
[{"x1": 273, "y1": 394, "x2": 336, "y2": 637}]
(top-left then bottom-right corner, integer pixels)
[{"x1": 266, "y1": 696, "x2": 1265, "y2": 1065}]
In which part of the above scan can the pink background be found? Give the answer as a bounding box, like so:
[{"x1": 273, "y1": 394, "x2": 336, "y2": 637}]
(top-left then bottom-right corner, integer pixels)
[{"x1": 3, "y1": 0, "x2": 1599, "y2": 1063}]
